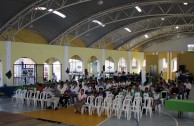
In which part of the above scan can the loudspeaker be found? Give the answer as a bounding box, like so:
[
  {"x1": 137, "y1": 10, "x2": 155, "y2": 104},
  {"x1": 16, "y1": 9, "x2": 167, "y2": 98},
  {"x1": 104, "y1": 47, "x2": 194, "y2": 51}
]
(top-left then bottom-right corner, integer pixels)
[
  {"x1": 103, "y1": 65, "x2": 105, "y2": 71},
  {"x1": 5, "y1": 70, "x2": 12, "y2": 79},
  {"x1": 85, "y1": 69, "x2": 88, "y2": 75}
]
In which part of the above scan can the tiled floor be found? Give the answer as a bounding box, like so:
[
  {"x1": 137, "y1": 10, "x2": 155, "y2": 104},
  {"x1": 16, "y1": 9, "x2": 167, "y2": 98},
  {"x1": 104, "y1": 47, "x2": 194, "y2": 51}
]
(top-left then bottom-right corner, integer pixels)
[
  {"x1": 0, "y1": 87, "x2": 194, "y2": 126},
  {"x1": 99, "y1": 87, "x2": 194, "y2": 126},
  {"x1": 0, "y1": 98, "x2": 43, "y2": 113}
]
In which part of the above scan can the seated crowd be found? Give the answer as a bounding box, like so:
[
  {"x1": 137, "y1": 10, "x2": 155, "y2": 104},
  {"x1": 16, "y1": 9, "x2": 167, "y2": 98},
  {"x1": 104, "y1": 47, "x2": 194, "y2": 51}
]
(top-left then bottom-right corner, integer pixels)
[{"x1": 20, "y1": 72, "x2": 192, "y2": 112}]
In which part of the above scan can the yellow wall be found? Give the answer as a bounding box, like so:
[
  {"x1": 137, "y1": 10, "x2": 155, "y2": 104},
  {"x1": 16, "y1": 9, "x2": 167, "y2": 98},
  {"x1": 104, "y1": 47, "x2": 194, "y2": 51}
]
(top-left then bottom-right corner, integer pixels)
[
  {"x1": 92, "y1": 40, "x2": 115, "y2": 50},
  {"x1": 130, "y1": 51, "x2": 142, "y2": 73},
  {"x1": 0, "y1": 42, "x2": 6, "y2": 85},
  {"x1": 0, "y1": 41, "x2": 143, "y2": 85},
  {"x1": 69, "y1": 47, "x2": 102, "y2": 71},
  {"x1": 145, "y1": 54, "x2": 158, "y2": 74},
  {"x1": 0, "y1": 29, "x2": 48, "y2": 44},
  {"x1": 178, "y1": 52, "x2": 194, "y2": 76},
  {"x1": 55, "y1": 34, "x2": 87, "y2": 47}
]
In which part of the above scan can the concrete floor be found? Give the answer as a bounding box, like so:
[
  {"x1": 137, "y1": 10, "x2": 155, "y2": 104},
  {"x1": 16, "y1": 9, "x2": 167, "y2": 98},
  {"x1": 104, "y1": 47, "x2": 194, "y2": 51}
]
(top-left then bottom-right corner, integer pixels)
[
  {"x1": 0, "y1": 88, "x2": 194, "y2": 126},
  {"x1": 99, "y1": 87, "x2": 194, "y2": 126}
]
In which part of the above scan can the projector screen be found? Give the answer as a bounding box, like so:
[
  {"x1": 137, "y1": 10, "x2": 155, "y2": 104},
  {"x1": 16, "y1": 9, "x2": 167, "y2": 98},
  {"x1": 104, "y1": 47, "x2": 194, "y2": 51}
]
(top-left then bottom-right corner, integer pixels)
[{"x1": 188, "y1": 44, "x2": 194, "y2": 51}]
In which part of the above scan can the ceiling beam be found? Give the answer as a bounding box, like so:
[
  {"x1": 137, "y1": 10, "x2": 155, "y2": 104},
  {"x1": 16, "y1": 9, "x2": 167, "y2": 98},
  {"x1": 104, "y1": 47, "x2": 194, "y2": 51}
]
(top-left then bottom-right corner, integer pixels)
[{"x1": 49, "y1": 0, "x2": 194, "y2": 45}]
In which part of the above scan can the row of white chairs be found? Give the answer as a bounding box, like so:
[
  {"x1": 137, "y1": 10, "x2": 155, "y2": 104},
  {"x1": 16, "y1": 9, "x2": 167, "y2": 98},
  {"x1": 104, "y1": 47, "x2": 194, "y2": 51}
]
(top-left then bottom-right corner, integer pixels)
[
  {"x1": 12, "y1": 89, "x2": 54, "y2": 108},
  {"x1": 81, "y1": 94, "x2": 161, "y2": 121}
]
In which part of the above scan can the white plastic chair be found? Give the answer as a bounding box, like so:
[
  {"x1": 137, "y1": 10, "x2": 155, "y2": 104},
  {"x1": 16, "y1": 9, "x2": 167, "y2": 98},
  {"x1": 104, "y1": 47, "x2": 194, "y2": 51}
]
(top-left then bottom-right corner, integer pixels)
[
  {"x1": 25, "y1": 90, "x2": 34, "y2": 106},
  {"x1": 33, "y1": 91, "x2": 40, "y2": 107},
  {"x1": 142, "y1": 97, "x2": 153, "y2": 118},
  {"x1": 91, "y1": 96, "x2": 103, "y2": 116},
  {"x1": 107, "y1": 94, "x2": 114, "y2": 100},
  {"x1": 12, "y1": 89, "x2": 22, "y2": 103},
  {"x1": 118, "y1": 99, "x2": 132, "y2": 120},
  {"x1": 37, "y1": 92, "x2": 47, "y2": 108},
  {"x1": 81, "y1": 96, "x2": 95, "y2": 115},
  {"x1": 131, "y1": 97, "x2": 142, "y2": 121},
  {"x1": 115, "y1": 95, "x2": 124, "y2": 100},
  {"x1": 125, "y1": 94, "x2": 133, "y2": 100},
  {"x1": 17, "y1": 90, "x2": 27, "y2": 108},
  {"x1": 134, "y1": 92, "x2": 141, "y2": 98},
  {"x1": 110, "y1": 98, "x2": 123, "y2": 117},
  {"x1": 100, "y1": 97, "x2": 112, "y2": 117}
]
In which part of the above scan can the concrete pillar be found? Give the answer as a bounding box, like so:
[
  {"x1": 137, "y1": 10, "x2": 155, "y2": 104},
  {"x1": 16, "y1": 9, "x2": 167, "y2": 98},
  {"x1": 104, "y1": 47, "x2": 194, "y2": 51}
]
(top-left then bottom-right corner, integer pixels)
[
  {"x1": 64, "y1": 46, "x2": 69, "y2": 81},
  {"x1": 141, "y1": 67, "x2": 146, "y2": 85},
  {"x1": 128, "y1": 51, "x2": 131, "y2": 73},
  {"x1": 140, "y1": 52, "x2": 144, "y2": 73},
  {"x1": 48, "y1": 64, "x2": 53, "y2": 81},
  {"x1": 5, "y1": 41, "x2": 12, "y2": 85},
  {"x1": 101, "y1": 49, "x2": 105, "y2": 72}
]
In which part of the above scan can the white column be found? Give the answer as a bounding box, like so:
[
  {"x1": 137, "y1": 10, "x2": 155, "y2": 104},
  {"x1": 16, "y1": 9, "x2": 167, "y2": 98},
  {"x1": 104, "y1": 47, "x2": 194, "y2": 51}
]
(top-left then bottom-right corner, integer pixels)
[
  {"x1": 6, "y1": 41, "x2": 12, "y2": 85},
  {"x1": 128, "y1": 51, "x2": 131, "y2": 73},
  {"x1": 141, "y1": 67, "x2": 146, "y2": 85},
  {"x1": 140, "y1": 52, "x2": 146, "y2": 85},
  {"x1": 101, "y1": 49, "x2": 105, "y2": 71},
  {"x1": 140, "y1": 52, "x2": 144, "y2": 73},
  {"x1": 64, "y1": 46, "x2": 69, "y2": 81}
]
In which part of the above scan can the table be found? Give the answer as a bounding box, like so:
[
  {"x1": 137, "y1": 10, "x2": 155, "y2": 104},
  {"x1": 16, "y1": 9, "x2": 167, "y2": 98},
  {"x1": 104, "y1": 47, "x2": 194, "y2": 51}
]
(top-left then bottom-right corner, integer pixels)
[{"x1": 165, "y1": 99, "x2": 194, "y2": 118}]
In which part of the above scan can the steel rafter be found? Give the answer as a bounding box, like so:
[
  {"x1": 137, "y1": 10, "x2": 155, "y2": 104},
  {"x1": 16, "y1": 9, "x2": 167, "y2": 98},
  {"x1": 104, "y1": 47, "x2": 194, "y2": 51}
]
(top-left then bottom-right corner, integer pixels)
[
  {"x1": 49, "y1": 0, "x2": 194, "y2": 45},
  {"x1": 119, "y1": 26, "x2": 194, "y2": 50},
  {"x1": 0, "y1": 0, "x2": 92, "y2": 39},
  {"x1": 133, "y1": 31, "x2": 194, "y2": 50},
  {"x1": 102, "y1": 16, "x2": 194, "y2": 49}
]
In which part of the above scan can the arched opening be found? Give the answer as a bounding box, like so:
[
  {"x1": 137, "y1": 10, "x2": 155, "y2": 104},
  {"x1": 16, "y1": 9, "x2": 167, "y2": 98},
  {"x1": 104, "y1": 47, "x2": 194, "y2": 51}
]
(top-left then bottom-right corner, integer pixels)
[
  {"x1": 132, "y1": 58, "x2": 138, "y2": 69},
  {"x1": 118, "y1": 57, "x2": 126, "y2": 72},
  {"x1": 14, "y1": 57, "x2": 36, "y2": 85},
  {"x1": 44, "y1": 58, "x2": 62, "y2": 82},
  {"x1": 0, "y1": 59, "x2": 2, "y2": 86},
  {"x1": 105, "y1": 56, "x2": 115, "y2": 75},
  {"x1": 87, "y1": 56, "x2": 100, "y2": 77},
  {"x1": 171, "y1": 58, "x2": 177, "y2": 72},
  {"x1": 69, "y1": 55, "x2": 83, "y2": 80}
]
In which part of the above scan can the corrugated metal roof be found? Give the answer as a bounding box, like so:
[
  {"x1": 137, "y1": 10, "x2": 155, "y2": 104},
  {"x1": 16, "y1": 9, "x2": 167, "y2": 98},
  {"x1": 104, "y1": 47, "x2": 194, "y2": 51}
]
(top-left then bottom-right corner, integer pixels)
[{"x1": 1, "y1": 0, "x2": 194, "y2": 50}]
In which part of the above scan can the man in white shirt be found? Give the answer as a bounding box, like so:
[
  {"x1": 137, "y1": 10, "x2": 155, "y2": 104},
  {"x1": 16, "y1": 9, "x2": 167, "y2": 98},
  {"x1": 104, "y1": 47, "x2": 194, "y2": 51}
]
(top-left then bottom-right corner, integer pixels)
[
  {"x1": 184, "y1": 80, "x2": 192, "y2": 99},
  {"x1": 71, "y1": 81, "x2": 79, "y2": 103}
]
